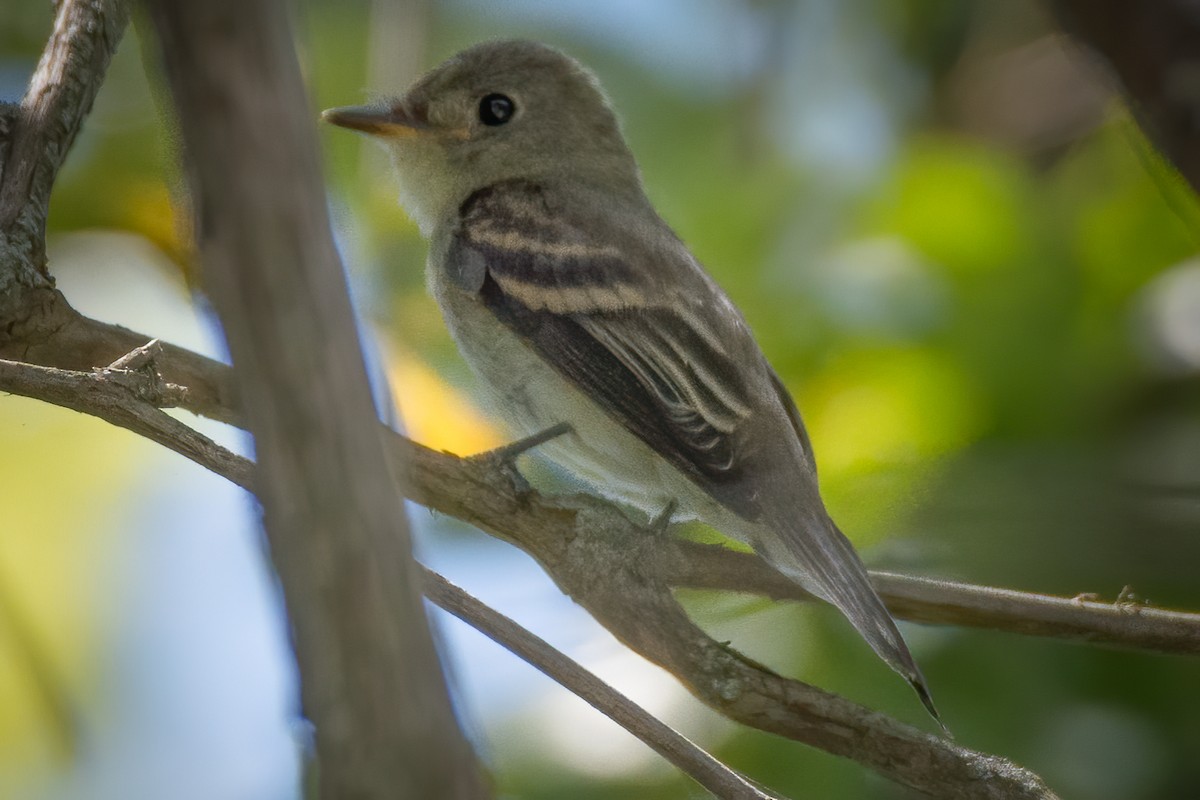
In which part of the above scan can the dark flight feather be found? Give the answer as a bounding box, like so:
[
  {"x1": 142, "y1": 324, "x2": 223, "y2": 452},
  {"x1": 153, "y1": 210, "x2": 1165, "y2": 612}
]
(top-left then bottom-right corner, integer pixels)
[{"x1": 455, "y1": 180, "x2": 761, "y2": 518}]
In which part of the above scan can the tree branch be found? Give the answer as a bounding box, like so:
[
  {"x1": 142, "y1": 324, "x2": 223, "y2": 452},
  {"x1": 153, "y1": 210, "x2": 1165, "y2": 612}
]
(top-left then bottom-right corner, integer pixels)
[
  {"x1": 11, "y1": 346, "x2": 1198, "y2": 660},
  {"x1": 0, "y1": 356, "x2": 252, "y2": 490},
  {"x1": 11, "y1": 336, "x2": 1200, "y2": 795},
  {"x1": 142, "y1": 0, "x2": 488, "y2": 797},
  {"x1": 2, "y1": 307, "x2": 243, "y2": 426},
  {"x1": 0, "y1": 352, "x2": 1064, "y2": 797},
  {"x1": 0, "y1": 0, "x2": 238, "y2": 428},
  {"x1": 422, "y1": 569, "x2": 783, "y2": 800},
  {"x1": 10, "y1": 334, "x2": 1197, "y2": 668},
  {"x1": 0, "y1": 0, "x2": 130, "y2": 237},
  {"x1": 5, "y1": 1, "x2": 1198, "y2": 796},
  {"x1": 389, "y1": 435, "x2": 1059, "y2": 799},
  {"x1": 665, "y1": 544, "x2": 1200, "y2": 656},
  {"x1": 0, "y1": 355, "x2": 777, "y2": 798},
  {"x1": 0, "y1": 0, "x2": 131, "y2": 357}
]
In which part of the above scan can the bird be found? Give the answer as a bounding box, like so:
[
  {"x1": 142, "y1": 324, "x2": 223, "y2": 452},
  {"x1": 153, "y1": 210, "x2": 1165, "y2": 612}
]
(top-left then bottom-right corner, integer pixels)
[{"x1": 323, "y1": 39, "x2": 939, "y2": 723}]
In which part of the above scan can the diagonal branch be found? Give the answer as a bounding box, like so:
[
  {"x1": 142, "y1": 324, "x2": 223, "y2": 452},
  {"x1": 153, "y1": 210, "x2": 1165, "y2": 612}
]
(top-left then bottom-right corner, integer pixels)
[
  {"x1": 388, "y1": 435, "x2": 1059, "y2": 799},
  {"x1": 0, "y1": 356, "x2": 251, "y2": 488},
  {"x1": 0, "y1": 352, "x2": 1058, "y2": 797},
  {"x1": 142, "y1": 0, "x2": 489, "y2": 796},
  {"x1": 421, "y1": 569, "x2": 783, "y2": 800},
  {"x1": 8, "y1": 313, "x2": 243, "y2": 426},
  {"x1": 0, "y1": 356, "x2": 783, "y2": 799},
  {"x1": 6, "y1": 331, "x2": 1200, "y2": 655}
]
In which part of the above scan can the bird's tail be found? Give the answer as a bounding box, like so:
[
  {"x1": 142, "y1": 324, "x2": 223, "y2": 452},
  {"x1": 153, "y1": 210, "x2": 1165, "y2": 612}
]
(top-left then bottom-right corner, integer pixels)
[{"x1": 756, "y1": 509, "x2": 943, "y2": 727}]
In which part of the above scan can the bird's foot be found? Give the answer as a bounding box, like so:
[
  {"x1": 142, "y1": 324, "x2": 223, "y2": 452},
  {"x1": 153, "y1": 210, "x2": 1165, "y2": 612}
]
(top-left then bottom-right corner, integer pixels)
[{"x1": 470, "y1": 422, "x2": 574, "y2": 494}]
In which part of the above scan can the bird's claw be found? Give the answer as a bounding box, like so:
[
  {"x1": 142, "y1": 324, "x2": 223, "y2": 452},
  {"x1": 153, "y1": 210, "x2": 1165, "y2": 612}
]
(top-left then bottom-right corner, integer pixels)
[{"x1": 471, "y1": 422, "x2": 574, "y2": 495}]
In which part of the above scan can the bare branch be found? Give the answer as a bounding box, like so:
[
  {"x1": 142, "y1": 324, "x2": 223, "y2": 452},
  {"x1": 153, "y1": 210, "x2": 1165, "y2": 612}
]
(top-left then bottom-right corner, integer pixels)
[
  {"x1": 0, "y1": 353, "x2": 781, "y2": 799},
  {"x1": 0, "y1": 357, "x2": 252, "y2": 490},
  {"x1": 876, "y1": 572, "x2": 1200, "y2": 652},
  {"x1": 2, "y1": 332, "x2": 1193, "y2": 796},
  {"x1": 0, "y1": 1, "x2": 240, "y2": 428},
  {"x1": 0, "y1": 350, "x2": 1061, "y2": 797},
  {"x1": 666, "y1": 543, "x2": 1200, "y2": 656},
  {"x1": 0, "y1": 360, "x2": 790, "y2": 798},
  {"x1": 143, "y1": 0, "x2": 488, "y2": 796},
  {"x1": 422, "y1": 569, "x2": 783, "y2": 800},
  {"x1": 12, "y1": 326, "x2": 1198, "y2": 660},
  {"x1": 11, "y1": 334, "x2": 1198, "y2": 660},
  {"x1": 388, "y1": 435, "x2": 1059, "y2": 800},
  {"x1": 1, "y1": 299, "x2": 242, "y2": 426}
]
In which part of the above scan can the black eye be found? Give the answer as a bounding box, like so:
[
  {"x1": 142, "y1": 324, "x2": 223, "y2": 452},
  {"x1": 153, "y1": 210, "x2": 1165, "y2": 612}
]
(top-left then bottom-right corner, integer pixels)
[{"x1": 478, "y1": 93, "x2": 515, "y2": 126}]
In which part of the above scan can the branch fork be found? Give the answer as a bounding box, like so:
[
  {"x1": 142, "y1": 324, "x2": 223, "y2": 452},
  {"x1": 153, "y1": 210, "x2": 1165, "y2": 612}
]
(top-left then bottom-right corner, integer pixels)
[{"x1": 94, "y1": 339, "x2": 189, "y2": 407}]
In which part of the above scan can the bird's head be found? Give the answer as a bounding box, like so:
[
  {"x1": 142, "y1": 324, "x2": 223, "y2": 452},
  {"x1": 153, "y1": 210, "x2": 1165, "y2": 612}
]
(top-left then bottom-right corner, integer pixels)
[{"x1": 323, "y1": 39, "x2": 642, "y2": 236}]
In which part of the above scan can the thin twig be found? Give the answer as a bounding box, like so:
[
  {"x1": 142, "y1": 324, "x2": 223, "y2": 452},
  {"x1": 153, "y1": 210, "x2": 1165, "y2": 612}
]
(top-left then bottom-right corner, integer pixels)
[
  {"x1": 665, "y1": 543, "x2": 1200, "y2": 656},
  {"x1": 3, "y1": 308, "x2": 243, "y2": 427},
  {"x1": 874, "y1": 571, "x2": 1200, "y2": 653},
  {"x1": 422, "y1": 569, "x2": 782, "y2": 800},
  {"x1": 0, "y1": 358, "x2": 253, "y2": 490}
]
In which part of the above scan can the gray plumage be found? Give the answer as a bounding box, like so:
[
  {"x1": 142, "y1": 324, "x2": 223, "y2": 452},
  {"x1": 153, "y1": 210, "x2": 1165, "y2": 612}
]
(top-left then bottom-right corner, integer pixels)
[{"x1": 324, "y1": 39, "x2": 939, "y2": 722}]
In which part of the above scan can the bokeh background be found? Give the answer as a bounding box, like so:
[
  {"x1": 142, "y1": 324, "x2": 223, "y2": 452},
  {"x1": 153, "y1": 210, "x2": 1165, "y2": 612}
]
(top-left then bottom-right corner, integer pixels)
[{"x1": 3, "y1": 1, "x2": 1200, "y2": 798}]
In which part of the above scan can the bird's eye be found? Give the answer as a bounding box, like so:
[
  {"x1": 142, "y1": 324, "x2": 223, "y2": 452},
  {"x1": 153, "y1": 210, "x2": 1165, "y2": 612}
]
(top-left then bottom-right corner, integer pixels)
[{"x1": 478, "y1": 93, "x2": 515, "y2": 126}]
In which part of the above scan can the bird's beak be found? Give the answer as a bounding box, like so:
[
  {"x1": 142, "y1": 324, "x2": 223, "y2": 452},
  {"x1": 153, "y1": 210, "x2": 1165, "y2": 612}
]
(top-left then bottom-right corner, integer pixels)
[{"x1": 321, "y1": 103, "x2": 429, "y2": 138}]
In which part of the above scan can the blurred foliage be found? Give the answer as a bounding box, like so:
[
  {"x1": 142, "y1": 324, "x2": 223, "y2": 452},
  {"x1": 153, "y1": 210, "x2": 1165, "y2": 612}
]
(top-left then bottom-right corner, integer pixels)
[
  {"x1": 0, "y1": 399, "x2": 139, "y2": 797},
  {"x1": 3, "y1": 0, "x2": 1200, "y2": 798}
]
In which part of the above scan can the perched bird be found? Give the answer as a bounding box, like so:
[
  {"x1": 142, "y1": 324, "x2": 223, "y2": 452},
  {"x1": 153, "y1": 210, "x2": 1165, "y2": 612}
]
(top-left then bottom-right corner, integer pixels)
[{"x1": 324, "y1": 39, "x2": 938, "y2": 721}]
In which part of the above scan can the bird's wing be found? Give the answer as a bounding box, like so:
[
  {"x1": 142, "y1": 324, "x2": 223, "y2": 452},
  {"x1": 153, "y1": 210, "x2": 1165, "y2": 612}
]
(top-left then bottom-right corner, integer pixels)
[
  {"x1": 768, "y1": 369, "x2": 817, "y2": 476},
  {"x1": 450, "y1": 180, "x2": 766, "y2": 518}
]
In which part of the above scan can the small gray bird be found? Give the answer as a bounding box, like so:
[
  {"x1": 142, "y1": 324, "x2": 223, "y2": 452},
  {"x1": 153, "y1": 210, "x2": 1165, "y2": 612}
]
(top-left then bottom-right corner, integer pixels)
[{"x1": 324, "y1": 39, "x2": 938, "y2": 721}]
